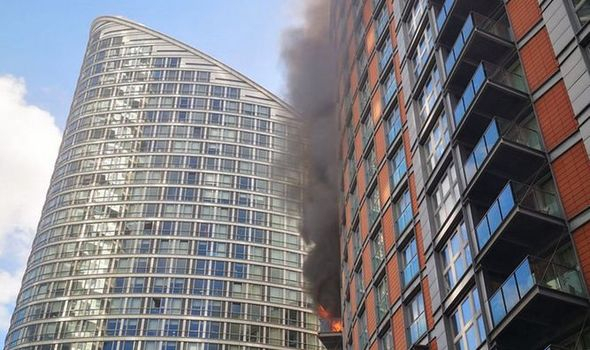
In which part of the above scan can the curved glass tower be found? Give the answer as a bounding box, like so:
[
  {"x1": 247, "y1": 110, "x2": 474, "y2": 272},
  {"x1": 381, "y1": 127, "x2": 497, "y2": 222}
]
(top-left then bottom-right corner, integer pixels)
[{"x1": 4, "y1": 16, "x2": 320, "y2": 350}]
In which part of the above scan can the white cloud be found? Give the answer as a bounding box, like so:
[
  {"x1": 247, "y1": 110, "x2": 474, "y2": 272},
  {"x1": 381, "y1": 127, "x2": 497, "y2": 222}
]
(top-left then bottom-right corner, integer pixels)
[{"x1": 0, "y1": 75, "x2": 62, "y2": 333}]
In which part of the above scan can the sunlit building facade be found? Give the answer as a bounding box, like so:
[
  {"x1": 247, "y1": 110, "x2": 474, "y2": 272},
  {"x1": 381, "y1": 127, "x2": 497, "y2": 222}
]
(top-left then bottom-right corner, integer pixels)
[
  {"x1": 4, "y1": 16, "x2": 321, "y2": 350},
  {"x1": 333, "y1": 0, "x2": 590, "y2": 349}
]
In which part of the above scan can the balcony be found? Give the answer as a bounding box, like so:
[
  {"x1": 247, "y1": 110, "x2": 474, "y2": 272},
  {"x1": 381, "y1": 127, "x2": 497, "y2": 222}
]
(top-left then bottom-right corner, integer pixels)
[
  {"x1": 452, "y1": 62, "x2": 529, "y2": 144},
  {"x1": 463, "y1": 118, "x2": 546, "y2": 201},
  {"x1": 488, "y1": 256, "x2": 588, "y2": 349},
  {"x1": 435, "y1": 0, "x2": 503, "y2": 46},
  {"x1": 444, "y1": 13, "x2": 514, "y2": 89},
  {"x1": 475, "y1": 182, "x2": 565, "y2": 270}
]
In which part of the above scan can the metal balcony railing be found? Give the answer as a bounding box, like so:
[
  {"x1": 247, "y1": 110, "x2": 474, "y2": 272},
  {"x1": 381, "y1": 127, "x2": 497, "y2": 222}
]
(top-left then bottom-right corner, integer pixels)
[
  {"x1": 489, "y1": 255, "x2": 585, "y2": 327},
  {"x1": 463, "y1": 118, "x2": 543, "y2": 183},
  {"x1": 476, "y1": 182, "x2": 561, "y2": 250}
]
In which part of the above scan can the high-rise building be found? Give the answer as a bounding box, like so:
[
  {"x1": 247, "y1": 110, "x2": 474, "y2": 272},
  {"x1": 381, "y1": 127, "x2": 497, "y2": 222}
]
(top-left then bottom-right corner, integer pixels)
[
  {"x1": 333, "y1": 0, "x2": 590, "y2": 349},
  {"x1": 4, "y1": 16, "x2": 321, "y2": 350}
]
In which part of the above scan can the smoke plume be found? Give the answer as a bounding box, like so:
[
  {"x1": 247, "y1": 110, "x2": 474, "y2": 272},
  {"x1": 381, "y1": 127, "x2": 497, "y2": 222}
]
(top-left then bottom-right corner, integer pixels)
[{"x1": 281, "y1": 0, "x2": 341, "y2": 317}]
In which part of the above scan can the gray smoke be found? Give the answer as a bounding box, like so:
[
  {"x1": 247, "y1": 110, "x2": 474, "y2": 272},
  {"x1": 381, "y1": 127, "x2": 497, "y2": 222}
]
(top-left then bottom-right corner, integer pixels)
[{"x1": 281, "y1": 0, "x2": 341, "y2": 317}]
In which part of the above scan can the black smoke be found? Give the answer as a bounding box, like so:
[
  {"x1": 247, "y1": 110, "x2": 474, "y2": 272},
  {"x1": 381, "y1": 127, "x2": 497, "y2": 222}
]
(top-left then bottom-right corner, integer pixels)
[{"x1": 281, "y1": 0, "x2": 341, "y2": 317}]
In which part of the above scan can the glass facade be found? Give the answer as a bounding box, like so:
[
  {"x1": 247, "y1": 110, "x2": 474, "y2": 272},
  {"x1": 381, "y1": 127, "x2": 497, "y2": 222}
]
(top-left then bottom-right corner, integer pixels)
[{"x1": 4, "y1": 17, "x2": 320, "y2": 350}]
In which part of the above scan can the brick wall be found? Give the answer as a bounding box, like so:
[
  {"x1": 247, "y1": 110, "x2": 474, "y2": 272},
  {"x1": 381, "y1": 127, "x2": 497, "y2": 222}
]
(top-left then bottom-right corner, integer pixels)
[
  {"x1": 534, "y1": 81, "x2": 579, "y2": 151},
  {"x1": 552, "y1": 141, "x2": 590, "y2": 219},
  {"x1": 520, "y1": 28, "x2": 559, "y2": 93},
  {"x1": 506, "y1": 0, "x2": 542, "y2": 40}
]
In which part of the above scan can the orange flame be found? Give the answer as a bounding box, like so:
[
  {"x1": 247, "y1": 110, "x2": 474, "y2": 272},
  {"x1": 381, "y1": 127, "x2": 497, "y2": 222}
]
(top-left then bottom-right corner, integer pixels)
[
  {"x1": 318, "y1": 305, "x2": 343, "y2": 332},
  {"x1": 331, "y1": 319, "x2": 343, "y2": 332}
]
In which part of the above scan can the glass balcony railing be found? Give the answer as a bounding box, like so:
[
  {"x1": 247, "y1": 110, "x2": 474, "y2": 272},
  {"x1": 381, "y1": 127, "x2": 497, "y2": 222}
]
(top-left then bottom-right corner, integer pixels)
[
  {"x1": 489, "y1": 256, "x2": 585, "y2": 327},
  {"x1": 402, "y1": 255, "x2": 420, "y2": 287},
  {"x1": 463, "y1": 118, "x2": 543, "y2": 182},
  {"x1": 476, "y1": 182, "x2": 561, "y2": 249},
  {"x1": 408, "y1": 312, "x2": 427, "y2": 344},
  {"x1": 444, "y1": 13, "x2": 511, "y2": 76},
  {"x1": 453, "y1": 62, "x2": 527, "y2": 127},
  {"x1": 436, "y1": 0, "x2": 454, "y2": 32}
]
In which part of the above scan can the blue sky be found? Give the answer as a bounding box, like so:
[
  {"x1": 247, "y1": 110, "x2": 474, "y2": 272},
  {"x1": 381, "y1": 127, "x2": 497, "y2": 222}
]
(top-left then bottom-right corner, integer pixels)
[{"x1": 0, "y1": 1, "x2": 298, "y2": 346}]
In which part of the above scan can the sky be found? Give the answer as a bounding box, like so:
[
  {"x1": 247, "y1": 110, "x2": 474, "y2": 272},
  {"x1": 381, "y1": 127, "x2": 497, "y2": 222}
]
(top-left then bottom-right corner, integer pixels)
[{"x1": 0, "y1": 1, "x2": 301, "y2": 345}]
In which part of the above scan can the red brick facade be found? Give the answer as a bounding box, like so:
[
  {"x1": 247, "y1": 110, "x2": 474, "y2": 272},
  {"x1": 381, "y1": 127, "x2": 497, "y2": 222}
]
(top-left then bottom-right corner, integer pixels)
[
  {"x1": 552, "y1": 142, "x2": 590, "y2": 219},
  {"x1": 533, "y1": 81, "x2": 579, "y2": 151},
  {"x1": 506, "y1": 0, "x2": 542, "y2": 40}
]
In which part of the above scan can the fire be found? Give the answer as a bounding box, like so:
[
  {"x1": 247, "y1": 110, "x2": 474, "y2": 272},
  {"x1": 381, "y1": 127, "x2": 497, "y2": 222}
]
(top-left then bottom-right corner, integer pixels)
[
  {"x1": 331, "y1": 319, "x2": 343, "y2": 332},
  {"x1": 318, "y1": 305, "x2": 343, "y2": 332}
]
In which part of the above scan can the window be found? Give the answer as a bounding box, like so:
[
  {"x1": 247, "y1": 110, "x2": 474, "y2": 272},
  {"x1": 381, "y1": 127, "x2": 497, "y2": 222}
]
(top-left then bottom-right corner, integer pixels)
[
  {"x1": 408, "y1": 0, "x2": 427, "y2": 35},
  {"x1": 441, "y1": 222, "x2": 472, "y2": 292},
  {"x1": 364, "y1": 147, "x2": 378, "y2": 182},
  {"x1": 382, "y1": 68, "x2": 397, "y2": 105},
  {"x1": 375, "y1": 5, "x2": 389, "y2": 36},
  {"x1": 401, "y1": 237, "x2": 419, "y2": 287},
  {"x1": 417, "y1": 66, "x2": 442, "y2": 121},
  {"x1": 412, "y1": 23, "x2": 434, "y2": 77},
  {"x1": 378, "y1": 328, "x2": 394, "y2": 350},
  {"x1": 386, "y1": 105, "x2": 402, "y2": 147},
  {"x1": 378, "y1": 39, "x2": 393, "y2": 73},
  {"x1": 359, "y1": 79, "x2": 370, "y2": 111},
  {"x1": 424, "y1": 112, "x2": 450, "y2": 173},
  {"x1": 351, "y1": 225, "x2": 361, "y2": 258},
  {"x1": 432, "y1": 164, "x2": 460, "y2": 228},
  {"x1": 361, "y1": 116, "x2": 374, "y2": 147},
  {"x1": 355, "y1": 265, "x2": 365, "y2": 301},
  {"x1": 394, "y1": 190, "x2": 413, "y2": 235},
  {"x1": 573, "y1": 0, "x2": 590, "y2": 25},
  {"x1": 407, "y1": 291, "x2": 427, "y2": 344},
  {"x1": 371, "y1": 231, "x2": 385, "y2": 270},
  {"x1": 451, "y1": 288, "x2": 485, "y2": 350},
  {"x1": 357, "y1": 309, "x2": 368, "y2": 349},
  {"x1": 390, "y1": 146, "x2": 407, "y2": 189},
  {"x1": 375, "y1": 277, "x2": 389, "y2": 321},
  {"x1": 367, "y1": 187, "x2": 380, "y2": 227}
]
